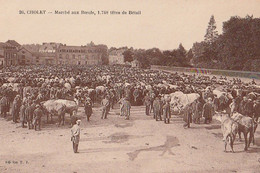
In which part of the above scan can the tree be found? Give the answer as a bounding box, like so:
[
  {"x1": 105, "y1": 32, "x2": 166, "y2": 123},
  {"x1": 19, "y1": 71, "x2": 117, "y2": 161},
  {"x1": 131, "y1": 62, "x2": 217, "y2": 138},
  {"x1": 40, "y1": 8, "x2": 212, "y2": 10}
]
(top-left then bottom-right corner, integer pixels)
[
  {"x1": 123, "y1": 50, "x2": 134, "y2": 62},
  {"x1": 176, "y1": 43, "x2": 186, "y2": 59},
  {"x1": 204, "y1": 15, "x2": 219, "y2": 44},
  {"x1": 133, "y1": 50, "x2": 150, "y2": 69}
]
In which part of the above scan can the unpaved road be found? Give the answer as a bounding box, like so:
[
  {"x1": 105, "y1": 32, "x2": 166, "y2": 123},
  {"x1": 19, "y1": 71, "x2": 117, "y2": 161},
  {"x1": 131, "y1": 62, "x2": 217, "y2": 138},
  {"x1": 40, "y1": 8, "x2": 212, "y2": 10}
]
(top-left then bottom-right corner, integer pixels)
[{"x1": 1, "y1": 104, "x2": 260, "y2": 173}]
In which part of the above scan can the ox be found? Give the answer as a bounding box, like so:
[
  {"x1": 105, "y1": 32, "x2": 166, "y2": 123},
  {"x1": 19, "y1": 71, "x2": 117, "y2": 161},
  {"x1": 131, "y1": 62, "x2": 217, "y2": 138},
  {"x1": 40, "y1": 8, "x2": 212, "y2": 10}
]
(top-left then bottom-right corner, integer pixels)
[
  {"x1": 169, "y1": 91, "x2": 200, "y2": 113},
  {"x1": 215, "y1": 112, "x2": 238, "y2": 153},
  {"x1": 42, "y1": 99, "x2": 78, "y2": 125},
  {"x1": 231, "y1": 113, "x2": 255, "y2": 151}
]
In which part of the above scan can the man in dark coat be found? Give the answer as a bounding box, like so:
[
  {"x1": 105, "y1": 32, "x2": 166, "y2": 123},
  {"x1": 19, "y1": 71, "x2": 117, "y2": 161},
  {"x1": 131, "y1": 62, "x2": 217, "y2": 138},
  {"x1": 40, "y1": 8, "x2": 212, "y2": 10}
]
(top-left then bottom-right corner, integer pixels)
[
  {"x1": 33, "y1": 105, "x2": 43, "y2": 131},
  {"x1": 202, "y1": 98, "x2": 214, "y2": 124},
  {"x1": 20, "y1": 102, "x2": 26, "y2": 128},
  {"x1": 0, "y1": 95, "x2": 8, "y2": 118},
  {"x1": 143, "y1": 94, "x2": 151, "y2": 116},
  {"x1": 239, "y1": 97, "x2": 247, "y2": 115},
  {"x1": 12, "y1": 95, "x2": 21, "y2": 122},
  {"x1": 183, "y1": 103, "x2": 193, "y2": 128},
  {"x1": 244, "y1": 99, "x2": 254, "y2": 117},
  {"x1": 25, "y1": 101, "x2": 36, "y2": 129},
  {"x1": 84, "y1": 99, "x2": 92, "y2": 121},
  {"x1": 163, "y1": 100, "x2": 171, "y2": 124},
  {"x1": 153, "y1": 96, "x2": 162, "y2": 121}
]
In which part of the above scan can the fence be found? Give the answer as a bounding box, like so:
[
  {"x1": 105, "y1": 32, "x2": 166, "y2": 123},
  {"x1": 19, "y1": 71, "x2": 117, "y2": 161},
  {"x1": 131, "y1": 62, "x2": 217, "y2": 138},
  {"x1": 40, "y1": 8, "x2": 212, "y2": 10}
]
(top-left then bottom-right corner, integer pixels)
[{"x1": 151, "y1": 65, "x2": 260, "y2": 80}]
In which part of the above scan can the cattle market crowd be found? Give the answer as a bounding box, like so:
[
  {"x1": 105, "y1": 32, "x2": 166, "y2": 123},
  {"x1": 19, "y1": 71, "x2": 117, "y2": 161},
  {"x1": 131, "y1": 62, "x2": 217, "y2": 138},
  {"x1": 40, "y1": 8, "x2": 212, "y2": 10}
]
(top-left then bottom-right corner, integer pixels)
[{"x1": 0, "y1": 65, "x2": 259, "y2": 152}]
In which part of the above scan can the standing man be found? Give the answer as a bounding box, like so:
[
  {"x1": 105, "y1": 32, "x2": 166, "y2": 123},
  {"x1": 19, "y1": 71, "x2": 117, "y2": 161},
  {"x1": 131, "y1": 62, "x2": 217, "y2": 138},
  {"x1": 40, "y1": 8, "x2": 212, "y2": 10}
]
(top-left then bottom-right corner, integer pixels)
[
  {"x1": 12, "y1": 95, "x2": 21, "y2": 122},
  {"x1": 118, "y1": 97, "x2": 125, "y2": 117},
  {"x1": 144, "y1": 93, "x2": 151, "y2": 116},
  {"x1": 163, "y1": 100, "x2": 171, "y2": 124},
  {"x1": 19, "y1": 102, "x2": 26, "y2": 128},
  {"x1": 183, "y1": 103, "x2": 193, "y2": 128},
  {"x1": 193, "y1": 99, "x2": 203, "y2": 124},
  {"x1": 0, "y1": 94, "x2": 8, "y2": 118},
  {"x1": 84, "y1": 98, "x2": 92, "y2": 121},
  {"x1": 71, "y1": 119, "x2": 81, "y2": 153},
  {"x1": 153, "y1": 95, "x2": 162, "y2": 121},
  {"x1": 33, "y1": 105, "x2": 43, "y2": 131},
  {"x1": 101, "y1": 96, "x2": 109, "y2": 119},
  {"x1": 202, "y1": 98, "x2": 214, "y2": 124},
  {"x1": 121, "y1": 97, "x2": 131, "y2": 120}
]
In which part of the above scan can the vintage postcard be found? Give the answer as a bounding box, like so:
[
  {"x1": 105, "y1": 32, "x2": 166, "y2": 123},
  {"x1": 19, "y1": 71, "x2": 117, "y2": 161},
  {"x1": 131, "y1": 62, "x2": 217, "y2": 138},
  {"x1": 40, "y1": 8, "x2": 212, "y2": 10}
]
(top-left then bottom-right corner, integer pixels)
[{"x1": 0, "y1": 0, "x2": 260, "y2": 172}]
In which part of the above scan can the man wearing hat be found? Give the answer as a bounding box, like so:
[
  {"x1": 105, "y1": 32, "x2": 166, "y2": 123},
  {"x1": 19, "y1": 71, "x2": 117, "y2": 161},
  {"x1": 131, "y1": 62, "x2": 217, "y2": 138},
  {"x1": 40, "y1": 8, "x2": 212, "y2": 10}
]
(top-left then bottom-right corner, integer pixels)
[
  {"x1": 101, "y1": 95, "x2": 110, "y2": 119},
  {"x1": 84, "y1": 98, "x2": 92, "y2": 121},
  {"x1": 202, "y1": 97, "x2": 214, "y2": 124},
  {"x1": 0, "y1": 94, "x2": 8, "y2": 118},
  {"x1": 245, "y1": 98, "x2": 254, "y2": 117},
  {"x1": 163, "y1": 99, "x2": 171, "y2": 124},
  {"x1": 153, "y1": 95, "x2": 162, "y2": 121},
  {"x1": 239, "y1": 96, "x2": 247, "y2": 115},
  {"x1": 33, "y1": 104, "x2": 43, "y2": 131},
  {"x1": 121, "y1": 97, "x2": 131, "y2": 120},
  {"x1": 71, "y1": 119, "x2": 81, "y2": 153},
  {"x1": 12, "y1": 95, "x2": 21, "y2": 122}
]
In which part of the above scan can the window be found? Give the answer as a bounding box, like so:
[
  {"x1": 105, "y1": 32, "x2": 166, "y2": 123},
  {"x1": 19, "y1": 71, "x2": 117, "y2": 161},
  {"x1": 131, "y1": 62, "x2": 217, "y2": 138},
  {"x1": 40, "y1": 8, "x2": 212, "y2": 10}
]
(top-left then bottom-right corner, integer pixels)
[{"x1": 72, "y1": 54, "x2": 75, "y2": 59}]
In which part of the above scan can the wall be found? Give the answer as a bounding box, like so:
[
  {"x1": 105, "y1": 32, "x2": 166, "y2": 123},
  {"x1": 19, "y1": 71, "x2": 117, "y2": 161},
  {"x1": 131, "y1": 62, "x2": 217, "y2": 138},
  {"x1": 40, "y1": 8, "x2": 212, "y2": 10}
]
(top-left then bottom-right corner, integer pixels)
[{"x1": 151, "y1": 65, "x2": 260, "y2": 80}]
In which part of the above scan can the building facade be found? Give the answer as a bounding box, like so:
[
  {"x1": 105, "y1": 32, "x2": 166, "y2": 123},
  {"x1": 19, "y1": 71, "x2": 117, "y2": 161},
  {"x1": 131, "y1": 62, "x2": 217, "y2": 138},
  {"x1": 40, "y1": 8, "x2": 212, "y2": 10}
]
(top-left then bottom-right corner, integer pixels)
[
  {"x1": 56, "y1": 43, "x2": 108, "y2": 65},
  {"x1": 0, "y1": 40, "x2": 108, "y2": 66},
  {"x1": 109, "y1": 48, "x2": 126, "y2": 65},
  {"x1": 17, "y1": 47, "x2": 35, "y2": 65},
  {"x1": 0, "y1": 42, "x2": 18, "y2": 67}
]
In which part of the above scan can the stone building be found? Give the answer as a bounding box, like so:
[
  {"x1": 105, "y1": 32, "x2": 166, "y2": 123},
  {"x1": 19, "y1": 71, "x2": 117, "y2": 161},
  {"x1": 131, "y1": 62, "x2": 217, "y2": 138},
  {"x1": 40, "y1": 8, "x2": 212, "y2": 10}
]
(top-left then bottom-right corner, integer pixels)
[
  {"x1": 17, "y1": 47, "x2": 35, "y2": 65},
  {"x1": 56, "y1": 42, "x2": 108, "y2": 65},
  {"x1": 0, "y1": 42, "x2": 18, "y2": 67},
  {"x1": 108, "y1": 48, "x2": 126, "y2": 65}
]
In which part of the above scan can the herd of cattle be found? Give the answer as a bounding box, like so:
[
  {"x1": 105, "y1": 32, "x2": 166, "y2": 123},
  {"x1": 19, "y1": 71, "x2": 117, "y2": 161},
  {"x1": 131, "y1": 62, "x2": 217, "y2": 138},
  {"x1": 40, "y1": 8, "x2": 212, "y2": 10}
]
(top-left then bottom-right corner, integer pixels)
[{"x1": 0, "y1": 65, "x2": 259, "y2": 152}]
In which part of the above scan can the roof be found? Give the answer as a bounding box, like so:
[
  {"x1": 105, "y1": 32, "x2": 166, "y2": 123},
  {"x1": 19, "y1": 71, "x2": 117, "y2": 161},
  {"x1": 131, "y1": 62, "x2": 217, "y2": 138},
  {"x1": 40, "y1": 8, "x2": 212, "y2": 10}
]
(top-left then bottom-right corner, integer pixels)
[
  {"x1": 0, "y1": 42, "x2": 16, "y2": 49},
  {"x1": 32, "y1": 52, "x2": 55, "y2": 57},
  {"x1": 6, "y1": 40, "x2": 21, "y2": 47},
  {"x1": 39, "y1": 42, "x2": 62, "y2": 51},
  {"x1": 18, "y1": 47, "x2": 33, "y2": 54},
  {"x1": 22, "y1": 44, "x2": 41, "y2": 53}
]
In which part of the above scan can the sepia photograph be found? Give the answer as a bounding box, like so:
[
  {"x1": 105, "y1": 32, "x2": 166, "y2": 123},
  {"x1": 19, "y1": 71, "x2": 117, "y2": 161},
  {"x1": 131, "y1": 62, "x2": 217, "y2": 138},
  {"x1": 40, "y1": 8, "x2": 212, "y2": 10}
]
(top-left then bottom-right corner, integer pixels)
[{"x1": 0, "y1": 0, "x2": 260, "y2": 172}]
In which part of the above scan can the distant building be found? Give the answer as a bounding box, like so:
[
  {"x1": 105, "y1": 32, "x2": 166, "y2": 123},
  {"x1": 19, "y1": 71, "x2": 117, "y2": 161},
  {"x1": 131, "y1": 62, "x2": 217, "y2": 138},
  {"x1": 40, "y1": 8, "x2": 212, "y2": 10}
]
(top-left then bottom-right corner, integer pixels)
[
  {"x1": 17, "y1": 47, "x2": 35, "y2": 65},
  {"x1": 0, "y1": 42, "x2": 18, "y2": 66},
  {"x1": 56, "y1": 42, "x2": 108, "y2": 65},
  {"x1": 6, "y1": 40, "x2": 21, "y2": 48},
  {"x1": 131, "y1": 59, "x2": 141, "y2": 68},
  {"x1": 0, "y1": 40, "x2": 109, "y2": 66},
  {"x1": 32, "y1": 52, "x2": 56, "y2": 65},
  {"x1": 109, "y1": 48, "x2": 126, "y2": 65},
  {"x1": 39, "y1": 42, "x2": 62, "y2": 53}
]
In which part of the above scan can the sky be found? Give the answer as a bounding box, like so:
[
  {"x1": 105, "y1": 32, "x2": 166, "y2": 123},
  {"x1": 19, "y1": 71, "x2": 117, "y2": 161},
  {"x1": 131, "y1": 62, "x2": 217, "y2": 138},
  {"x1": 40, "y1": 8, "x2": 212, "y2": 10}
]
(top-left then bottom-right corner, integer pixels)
[{"x1": 0, "y1": 0, "x2": 260, "y2": 50}]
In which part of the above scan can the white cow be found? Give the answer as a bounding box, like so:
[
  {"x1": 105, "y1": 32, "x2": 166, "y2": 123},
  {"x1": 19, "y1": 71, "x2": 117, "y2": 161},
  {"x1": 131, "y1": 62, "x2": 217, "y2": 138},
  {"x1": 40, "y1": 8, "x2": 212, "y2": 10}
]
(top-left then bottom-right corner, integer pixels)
[{"x1": 169, "y1": 91, "x2": 200, "y2": 113}]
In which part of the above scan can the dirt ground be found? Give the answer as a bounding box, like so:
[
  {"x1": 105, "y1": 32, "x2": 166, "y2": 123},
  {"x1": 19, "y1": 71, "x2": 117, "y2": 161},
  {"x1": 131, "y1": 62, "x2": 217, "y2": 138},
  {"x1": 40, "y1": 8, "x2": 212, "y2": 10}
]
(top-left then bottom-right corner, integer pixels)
[{"x1": 1, "y1": 103, "x2": 260, "y2": 173}]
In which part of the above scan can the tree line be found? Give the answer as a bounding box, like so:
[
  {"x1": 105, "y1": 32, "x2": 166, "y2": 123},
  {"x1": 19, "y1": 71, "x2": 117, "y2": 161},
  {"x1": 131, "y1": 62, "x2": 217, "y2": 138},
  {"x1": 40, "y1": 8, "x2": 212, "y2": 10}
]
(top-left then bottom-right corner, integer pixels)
[{"x1": 109, "y1": 15, "x2": 260, "y2": 72}]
